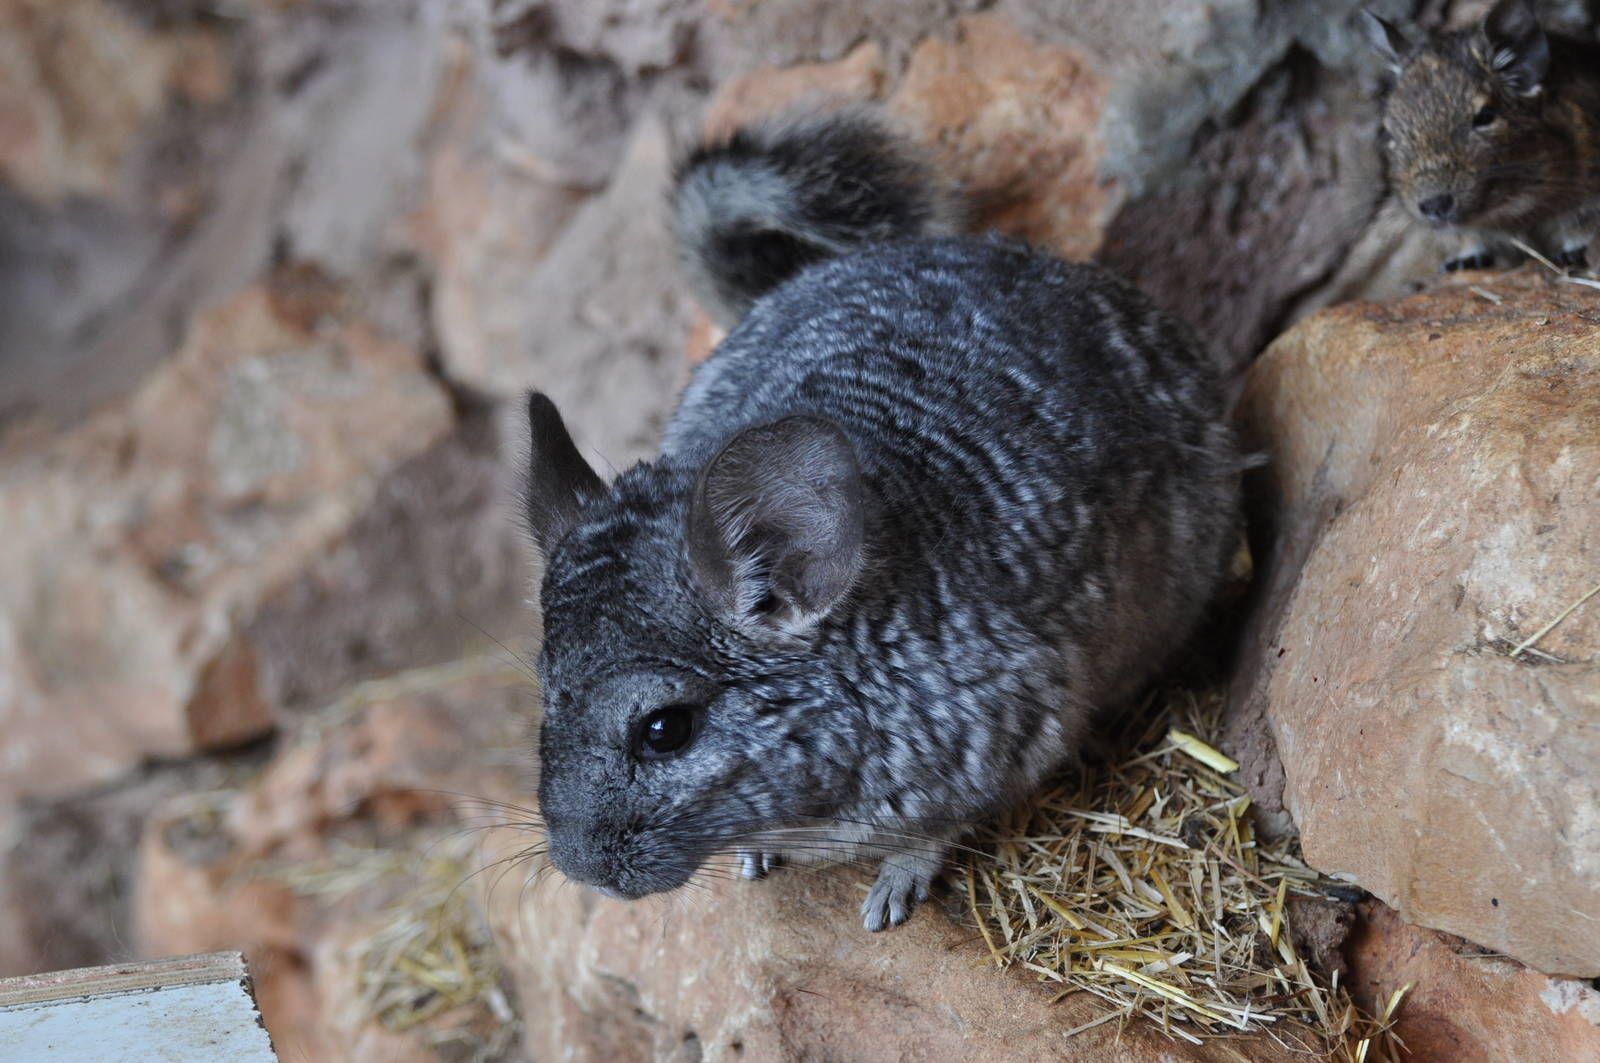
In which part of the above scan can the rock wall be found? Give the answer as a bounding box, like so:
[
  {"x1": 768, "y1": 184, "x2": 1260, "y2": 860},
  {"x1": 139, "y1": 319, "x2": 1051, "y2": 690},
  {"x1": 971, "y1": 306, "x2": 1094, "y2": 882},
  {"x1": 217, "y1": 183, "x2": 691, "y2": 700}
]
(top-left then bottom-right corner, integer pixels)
[
  {"x1": 1345, "y1": 901, "x2": 1600, "y2": 1063},
  {"x1": 0, "y1": 274, "x2": 454, "y2": 808},
  {"x1": 3, "y1": 0, "x2": 1598, "y2": 1059},
  {"x1": 1230, "y1": 272, "x2": 1600, "y2": 978}
]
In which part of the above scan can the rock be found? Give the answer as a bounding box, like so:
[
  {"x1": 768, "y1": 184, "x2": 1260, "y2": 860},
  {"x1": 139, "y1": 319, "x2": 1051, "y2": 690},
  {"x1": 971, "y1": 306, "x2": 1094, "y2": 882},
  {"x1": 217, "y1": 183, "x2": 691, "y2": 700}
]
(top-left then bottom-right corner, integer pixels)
[
  {"x1": 1286, "y1": 895, "x2": 1355, "y2": 981},
  {"x1": 1004, "y1": 0, "x2": 1392, "y2": 195},
  {"x1": 699, "y1": 0, "x2": 987, "y2": 77},
  {"x1": 2, "y1": 0, "x2": 453, "y2": 435},
  {"x1": 0, "y1": 270, "x2": 453, "y2": 809},
  {"x1": 1096, "y1": 58, "x2": 1383, "y2": 364},
  {"x1": 483, "y1": 856, "x2": 1311, "y2": 1062},
  {"x1": 135, "y1": 807, "x2": 301, "y2": 962},
  {"x1": 428, "y1": 113, "x2": 694, "y2": 466},
  {"x1": 0, "y1": 752, "x2": 256, "y2": 978},
  {"x1": 476, "y1": 0, "x2": 707, "y2": 190},
  {"x1": 0, "y1": 0, "x2": 192, "y2": 202},
  {"x1": 700, "y1": 40, "x2": 888, "y2": 140},
  {"x1": 409, "y1": 39, "x2": 591, "y2": 406},
  {"x1": 0, "y1": 0, "x2": 247, "y2": 431},
  {"x1": 1231, "y1": 270, "x2": 1600, "y2": 976},
  {"x1": 888, "y1": 13, "x2": 1114, "y2": 261},
  {"x1": 1344, "y1": 901, "x2": 1600, "y2": 1062},
  {"x1": 265, "y1": 1, "x2": 453, "y2": 276},
  {"x1": 244, "y1": 401, "x2": 533, "y2": 715},
  {"x1": 492, "y1": 0, "x2": 700, "y2": 79},
  {"x1": 132, "y1": 667, "x2": 534, "y2": 1062},
  {"x1": 222, "y1": 665, "x2": 532, "y2": 859}
]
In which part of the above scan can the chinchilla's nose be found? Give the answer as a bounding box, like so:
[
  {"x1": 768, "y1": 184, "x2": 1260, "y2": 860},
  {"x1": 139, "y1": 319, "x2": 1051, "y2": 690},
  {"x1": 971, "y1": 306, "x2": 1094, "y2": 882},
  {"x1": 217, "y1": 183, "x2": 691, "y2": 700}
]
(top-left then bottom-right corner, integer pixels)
[
  {"x1": 548, "y1": 823, "x2": 621, "y2": 892},
  {"x1": 1417, "y1": 193, "x2": 1457, "y2": 224}
]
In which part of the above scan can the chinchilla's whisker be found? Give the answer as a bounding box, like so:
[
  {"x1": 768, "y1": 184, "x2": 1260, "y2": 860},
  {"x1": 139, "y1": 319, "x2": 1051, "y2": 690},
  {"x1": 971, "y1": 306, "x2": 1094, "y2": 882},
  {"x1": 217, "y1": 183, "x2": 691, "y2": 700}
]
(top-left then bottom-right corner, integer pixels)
[
  {"x1": 454, "y1": 612, "x2": 541, "y2": 681},
  {"x1": 796, "y1": 819, "x2": 995, "y2": 859},
  {"x1": 706, "y1": 840, "x2": 949, "y2": 870},
  {"x1": 411, "y1": 788, "x2": 548, "y2": 822},
  {"x1": 450, "y1": 844, "x2": 546, "y2": 910},
  {"x1": 712, "y1": 816, "x2": 995, "y2": 859}
]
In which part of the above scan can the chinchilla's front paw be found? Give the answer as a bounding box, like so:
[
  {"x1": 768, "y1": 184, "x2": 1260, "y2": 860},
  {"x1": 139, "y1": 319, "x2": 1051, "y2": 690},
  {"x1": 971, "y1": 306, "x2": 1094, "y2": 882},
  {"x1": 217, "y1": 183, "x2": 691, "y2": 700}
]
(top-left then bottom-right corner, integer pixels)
[
  {"x1": 861, "y1": 862, "x2": 932, "y2": 932},
  {"x1": 1552, "y1": 245, "x2": 1590, "y2": 270},
  {"x1": 1443, "y1": 249, "x2": 1495, "y2": 272},
  {"x1": 738, "y1": 851, "x2": 782, "y2": 880}
]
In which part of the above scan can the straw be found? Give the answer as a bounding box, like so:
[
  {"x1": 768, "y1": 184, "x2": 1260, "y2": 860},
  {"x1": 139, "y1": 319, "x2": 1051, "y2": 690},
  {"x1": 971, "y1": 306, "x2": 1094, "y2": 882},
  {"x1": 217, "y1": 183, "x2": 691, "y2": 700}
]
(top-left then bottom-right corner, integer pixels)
[
  {"x1": 962, "y1": 688, "x2": 1407, "y2": 1059},
  {"x1": 269, "y1": 841, "x2": 522, "y2": 1055}
]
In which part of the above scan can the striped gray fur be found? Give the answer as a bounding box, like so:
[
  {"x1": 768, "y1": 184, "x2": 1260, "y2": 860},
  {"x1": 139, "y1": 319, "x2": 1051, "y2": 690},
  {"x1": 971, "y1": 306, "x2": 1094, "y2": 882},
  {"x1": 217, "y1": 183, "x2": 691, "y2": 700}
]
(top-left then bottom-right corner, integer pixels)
[{"x1": 525, "y1": 115, "x2": 1241, "y2": 931}]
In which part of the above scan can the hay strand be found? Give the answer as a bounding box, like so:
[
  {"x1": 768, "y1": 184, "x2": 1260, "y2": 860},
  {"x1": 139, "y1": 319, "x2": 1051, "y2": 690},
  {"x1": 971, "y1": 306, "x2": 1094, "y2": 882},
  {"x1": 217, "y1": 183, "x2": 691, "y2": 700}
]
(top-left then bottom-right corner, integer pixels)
[{"x1": 1510, "y1": 579, "x2": 1600, "y2": 658}]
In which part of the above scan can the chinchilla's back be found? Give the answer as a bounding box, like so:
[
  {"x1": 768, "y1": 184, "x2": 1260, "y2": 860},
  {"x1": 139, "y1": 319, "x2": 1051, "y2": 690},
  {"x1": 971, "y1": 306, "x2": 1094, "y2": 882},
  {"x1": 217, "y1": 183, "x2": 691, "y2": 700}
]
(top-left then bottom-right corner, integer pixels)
[{"x1": 664, "y1": 235, "x2": 1240, "y2": 712}]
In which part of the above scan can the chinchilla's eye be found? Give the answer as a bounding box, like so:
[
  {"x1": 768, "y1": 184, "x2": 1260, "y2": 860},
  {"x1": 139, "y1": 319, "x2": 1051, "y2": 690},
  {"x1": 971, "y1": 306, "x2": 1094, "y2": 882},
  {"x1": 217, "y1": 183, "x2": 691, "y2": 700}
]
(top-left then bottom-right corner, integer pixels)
[
  {"x1": 636, "y1": 704, "x2": 699, "y2": 758},
  {"x1": 1472, "y1": 105, "x2": 1499, "y2": 129}
]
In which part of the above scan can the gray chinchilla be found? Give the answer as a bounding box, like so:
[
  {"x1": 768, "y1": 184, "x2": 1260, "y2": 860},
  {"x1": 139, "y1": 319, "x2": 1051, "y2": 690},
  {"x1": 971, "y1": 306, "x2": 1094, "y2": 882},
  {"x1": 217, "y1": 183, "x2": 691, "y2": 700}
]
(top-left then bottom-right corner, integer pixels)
[{"x1": 522, "y1": 110, "x2": 1242, "y2": 931}]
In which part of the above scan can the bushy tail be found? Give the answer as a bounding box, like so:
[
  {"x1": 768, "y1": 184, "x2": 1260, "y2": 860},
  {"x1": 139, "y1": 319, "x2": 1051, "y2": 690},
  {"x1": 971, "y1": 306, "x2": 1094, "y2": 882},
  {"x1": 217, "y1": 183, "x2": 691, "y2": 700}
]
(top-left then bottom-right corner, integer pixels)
[{"x1": 671, "y1": 109, "x2": 961, "y2": 326}]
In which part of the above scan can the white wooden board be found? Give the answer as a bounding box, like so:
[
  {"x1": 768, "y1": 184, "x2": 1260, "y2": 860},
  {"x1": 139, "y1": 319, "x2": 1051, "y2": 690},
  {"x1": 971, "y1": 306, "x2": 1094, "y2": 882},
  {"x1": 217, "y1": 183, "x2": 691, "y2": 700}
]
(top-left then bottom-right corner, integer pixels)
[{"x1": 0, "y1": 951, "x2": 279, "y2": 1062}]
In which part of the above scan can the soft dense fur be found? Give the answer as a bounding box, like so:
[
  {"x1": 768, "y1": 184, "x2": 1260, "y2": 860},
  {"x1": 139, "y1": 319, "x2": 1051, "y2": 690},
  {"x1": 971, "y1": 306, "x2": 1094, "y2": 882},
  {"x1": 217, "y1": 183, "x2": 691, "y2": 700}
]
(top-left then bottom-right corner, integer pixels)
[
  {"x1": 525, "y1": 114, "x2": 1241, "y2": 931},
  {"x1": 1366, "y1": 0, "x2": 1600, "y2": 270},
  {"x1": 672, "y1": 110, "x2": 963, "y2": 326}
]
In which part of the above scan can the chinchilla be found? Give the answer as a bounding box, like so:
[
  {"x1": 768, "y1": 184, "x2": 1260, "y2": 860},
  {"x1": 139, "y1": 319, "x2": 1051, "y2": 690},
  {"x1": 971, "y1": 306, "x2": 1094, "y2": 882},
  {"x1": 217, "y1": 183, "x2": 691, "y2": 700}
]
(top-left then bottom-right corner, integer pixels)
[{"x1": 521, "y1": 109, "x2": 1242, "y2": 931}]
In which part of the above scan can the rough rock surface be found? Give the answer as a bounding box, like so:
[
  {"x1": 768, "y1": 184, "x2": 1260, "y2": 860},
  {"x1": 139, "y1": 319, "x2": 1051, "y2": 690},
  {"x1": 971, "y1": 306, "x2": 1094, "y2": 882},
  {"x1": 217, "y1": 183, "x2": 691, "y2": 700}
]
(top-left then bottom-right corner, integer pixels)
[
  {"x1": 244, "y1": 402, "x2": 532, "y2": 715},
  {"x1": 482, "y1": 856, "x2": 1312, "y2": 1063},
  {"x1": 0, "y1": 271, "x2": 453, "y2": 808},
  {"x1": 133, "y1": 666, "x2": 535, "y2": 1062},
  {"x1": 0, "y1": 751, "x2": 261, "y2": 977},
  {"x1": 888, "y1": 13, "x2": 1114, "y2": 261},
  {"x1": 1231, "y1": 271, "x2": 1600, "y2": 977},
  {"x1": 2, "y1": 0, "x2": 459, "y2": 432},
  {"x1": 1097, "y1": 58, "x2": 1383, "y2": 364},
  {"x1": 421, "y1": 110, "x2": 693, "y2": 466},
  {"x1": 1345, "y1": 901, "x2": 1600, "y2": 1062},
  {"x1": 0, "y1": 0, "x2": 224, "y2": 203}
]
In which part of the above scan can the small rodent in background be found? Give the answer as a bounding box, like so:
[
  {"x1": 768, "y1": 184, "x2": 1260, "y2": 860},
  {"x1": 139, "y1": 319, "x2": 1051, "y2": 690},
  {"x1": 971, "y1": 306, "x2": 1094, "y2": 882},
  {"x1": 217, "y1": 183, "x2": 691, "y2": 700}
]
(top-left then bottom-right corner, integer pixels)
[
  {"x1": 521, "y1": 111, "x2": 1242, "y2": 931},
  {"x1": 1364, "y1": 0, "x2": 1600, "y2": 271}
]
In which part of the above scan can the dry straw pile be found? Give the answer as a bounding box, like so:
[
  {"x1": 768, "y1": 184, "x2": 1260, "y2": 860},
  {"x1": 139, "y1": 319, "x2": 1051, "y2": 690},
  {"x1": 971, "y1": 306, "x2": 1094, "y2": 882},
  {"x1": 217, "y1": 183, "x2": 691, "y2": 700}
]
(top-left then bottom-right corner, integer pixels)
[
  {"x1": 274, "y1": 843, "x2": 521, "y2": 1058},
  {"x1": 963, "y1": 688, "x2": 1407, "y2": 1060}
]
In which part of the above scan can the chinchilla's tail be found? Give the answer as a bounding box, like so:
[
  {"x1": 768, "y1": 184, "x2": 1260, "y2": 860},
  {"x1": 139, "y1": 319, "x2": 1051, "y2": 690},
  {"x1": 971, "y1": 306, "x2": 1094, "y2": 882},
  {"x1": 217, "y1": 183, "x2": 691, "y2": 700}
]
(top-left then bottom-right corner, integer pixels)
[{"x1": 671, "y1": 109, "x2": 962, "y2": 326}]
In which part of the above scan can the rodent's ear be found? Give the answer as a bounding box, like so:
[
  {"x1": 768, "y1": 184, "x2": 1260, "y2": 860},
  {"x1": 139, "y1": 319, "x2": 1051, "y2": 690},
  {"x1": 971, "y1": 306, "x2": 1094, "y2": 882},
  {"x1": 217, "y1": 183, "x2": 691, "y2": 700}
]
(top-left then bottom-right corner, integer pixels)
[
  {"x1": 1482, "y1": 0, "x2": 1549, "y2": 96},
  {"x1": 1360, "y1": 9, "x2": 1412, "y2": 74},
  {"x1": 522, "y1": 392, "x2": 606, "y2": 555},
  {"x1": 687, "y1": 416, "x2": 865, "y2": 641}
]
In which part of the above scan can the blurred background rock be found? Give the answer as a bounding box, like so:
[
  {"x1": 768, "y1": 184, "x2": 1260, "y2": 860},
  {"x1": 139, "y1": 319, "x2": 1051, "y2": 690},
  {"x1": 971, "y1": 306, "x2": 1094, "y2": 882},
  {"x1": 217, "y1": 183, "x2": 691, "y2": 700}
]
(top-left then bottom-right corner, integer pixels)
[{"x1": 2, "y1": 1, "x2": 1596, "y2": 1060}]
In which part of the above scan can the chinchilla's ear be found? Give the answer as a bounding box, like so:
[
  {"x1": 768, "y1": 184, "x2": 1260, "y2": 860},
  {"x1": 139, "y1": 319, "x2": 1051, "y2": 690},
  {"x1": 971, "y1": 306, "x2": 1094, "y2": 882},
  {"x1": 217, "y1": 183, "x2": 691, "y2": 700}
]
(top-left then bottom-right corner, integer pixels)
[
  {"x1": 1360, "y1": 9, "x2": 1413, "y2": 74},
  {"x1": 522, "y1": 392, "x2": 605, "y2": 554},
  {"x1": 687, "y1": 415, "x2": 865, "y2": 640},
  {"x1": 1482, "y1": 0, "x2": 1549, "y2": 95}
]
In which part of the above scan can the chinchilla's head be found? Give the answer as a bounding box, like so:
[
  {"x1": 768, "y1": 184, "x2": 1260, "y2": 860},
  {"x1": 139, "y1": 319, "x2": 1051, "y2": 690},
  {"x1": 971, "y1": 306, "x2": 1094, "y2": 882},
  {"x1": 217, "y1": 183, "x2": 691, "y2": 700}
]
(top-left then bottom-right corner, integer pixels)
[
  {"x1": 519, "y1": 393, "x2": 868, "y2": 899},
  {"x1": 1365, "y1": 0, "x2": 1564, "y2": 230}
]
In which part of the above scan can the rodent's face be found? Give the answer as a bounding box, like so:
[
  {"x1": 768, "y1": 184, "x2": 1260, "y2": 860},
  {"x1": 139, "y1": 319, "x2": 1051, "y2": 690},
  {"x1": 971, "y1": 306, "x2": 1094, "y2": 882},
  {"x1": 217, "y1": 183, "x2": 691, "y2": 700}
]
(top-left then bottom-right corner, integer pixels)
[
  {"x1": 1377, "y1": 4, "x2": 1561, "y2": 231},
  {"x1": 536, "y1": 632, "x2": 829, "y2": 900},
  {"x1": 527, "y1": 413, "x2": 868, "y2": 900}
]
